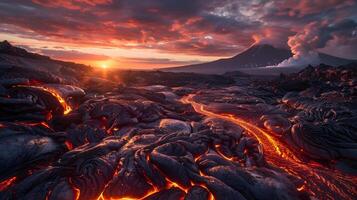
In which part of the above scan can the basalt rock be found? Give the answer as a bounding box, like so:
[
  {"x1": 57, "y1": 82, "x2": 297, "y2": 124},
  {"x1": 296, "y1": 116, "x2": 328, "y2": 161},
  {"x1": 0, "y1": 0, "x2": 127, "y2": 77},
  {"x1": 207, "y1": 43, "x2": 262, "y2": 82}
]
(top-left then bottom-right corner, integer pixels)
[
  {"x1": 1, "y1": 63, "x2": 356, "y2": 200},
  {"x1": 0, "y1": 122, "x2": 66, "y2": 183}
]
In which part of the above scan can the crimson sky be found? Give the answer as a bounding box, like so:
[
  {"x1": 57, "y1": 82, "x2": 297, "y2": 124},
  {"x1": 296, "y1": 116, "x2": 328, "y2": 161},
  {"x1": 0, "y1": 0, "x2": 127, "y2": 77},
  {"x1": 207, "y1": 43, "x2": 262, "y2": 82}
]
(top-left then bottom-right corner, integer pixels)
[{"x1": 0, "y1": 0, "x2": 356, "y2": 68}]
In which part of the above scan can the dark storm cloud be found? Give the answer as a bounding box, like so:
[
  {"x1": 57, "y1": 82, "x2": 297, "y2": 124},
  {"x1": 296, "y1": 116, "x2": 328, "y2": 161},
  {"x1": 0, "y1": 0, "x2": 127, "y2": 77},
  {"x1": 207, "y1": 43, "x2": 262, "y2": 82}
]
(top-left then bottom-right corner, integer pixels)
[{"x1": 0, "y1": 0, "x2": 356, "y2": 58}]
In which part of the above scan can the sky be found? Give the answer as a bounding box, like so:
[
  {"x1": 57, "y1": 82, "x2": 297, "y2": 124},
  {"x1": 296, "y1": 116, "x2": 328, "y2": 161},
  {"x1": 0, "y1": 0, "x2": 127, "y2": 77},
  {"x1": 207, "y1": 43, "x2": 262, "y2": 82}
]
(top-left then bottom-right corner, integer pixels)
[{"x1": 0, "y1": 0, "x2": 356, "y2": 69}]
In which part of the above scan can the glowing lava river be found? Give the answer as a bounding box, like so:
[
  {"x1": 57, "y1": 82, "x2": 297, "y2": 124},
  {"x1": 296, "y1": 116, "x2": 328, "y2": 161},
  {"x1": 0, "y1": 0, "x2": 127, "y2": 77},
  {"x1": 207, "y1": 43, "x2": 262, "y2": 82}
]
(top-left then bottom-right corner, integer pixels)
[{"x1": 182, "y1": 94, "x2": 357, "y2": 200}]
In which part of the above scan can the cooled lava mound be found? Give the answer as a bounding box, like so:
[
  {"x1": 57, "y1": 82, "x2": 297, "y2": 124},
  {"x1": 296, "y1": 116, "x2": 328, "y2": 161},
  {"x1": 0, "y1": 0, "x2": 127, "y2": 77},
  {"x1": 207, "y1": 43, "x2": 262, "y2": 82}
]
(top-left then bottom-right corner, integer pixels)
[{"x1": 0, "y1": 63, "x2": 356, "y2": 200}]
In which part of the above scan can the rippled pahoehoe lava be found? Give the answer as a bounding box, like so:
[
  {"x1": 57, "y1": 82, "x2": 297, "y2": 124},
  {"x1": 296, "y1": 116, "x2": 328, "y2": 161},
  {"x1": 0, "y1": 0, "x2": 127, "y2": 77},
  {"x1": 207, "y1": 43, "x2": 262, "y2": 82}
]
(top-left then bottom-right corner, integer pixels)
[
  {"x1": 12, "y1": 85, "x2": 73, "y2": 116},
  {"x1": 32, "y1": 86, "x2": 73, "y2": 115},
  {"x1": 181, "y1": 94, "x2": 357, "y2": 200},
  {"x1": 1, "y1": 63, "x2": 356, "y2": 200}
]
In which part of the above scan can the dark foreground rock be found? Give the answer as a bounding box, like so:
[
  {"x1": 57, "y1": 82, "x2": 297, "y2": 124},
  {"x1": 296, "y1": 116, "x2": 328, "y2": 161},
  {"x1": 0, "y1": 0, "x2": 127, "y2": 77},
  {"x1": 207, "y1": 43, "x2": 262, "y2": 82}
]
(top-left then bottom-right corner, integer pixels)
[{"x1": 0, "y1": 63, "x2": 356, "y2": 200}]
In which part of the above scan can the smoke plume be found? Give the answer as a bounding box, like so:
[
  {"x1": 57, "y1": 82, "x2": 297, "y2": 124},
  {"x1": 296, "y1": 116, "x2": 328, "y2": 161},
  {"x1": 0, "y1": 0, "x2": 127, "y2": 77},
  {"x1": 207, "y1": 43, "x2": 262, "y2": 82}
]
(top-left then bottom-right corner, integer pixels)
[{"x1": 276, "y1": 19, "x2": 357, "y2": 67}]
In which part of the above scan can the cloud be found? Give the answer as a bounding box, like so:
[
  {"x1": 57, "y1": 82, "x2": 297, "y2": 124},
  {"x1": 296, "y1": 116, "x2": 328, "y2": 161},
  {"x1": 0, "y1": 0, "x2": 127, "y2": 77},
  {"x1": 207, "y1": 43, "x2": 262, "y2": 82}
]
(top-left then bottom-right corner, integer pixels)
[
  {"x1": 276, "y1": 19, "x2": 357, "y2": 67},
  {"x1": 118, "y1": 57, "x2": 201, "y2": 66},
  {"x1": 0, "y1": 0, "x2": 356, "y2": 63},
  {"x1": 39, "y1": 49, "x2": 110, "y2": 61},
  {"x1": 253, "y1": 26, "x2": 294, "y2": 48},
  {"x1": 16, "y1": 44, "x2": 110, "y2": 61},
  {"x1": 32, "y1": 0, "x2": 113, "y2": 10}
]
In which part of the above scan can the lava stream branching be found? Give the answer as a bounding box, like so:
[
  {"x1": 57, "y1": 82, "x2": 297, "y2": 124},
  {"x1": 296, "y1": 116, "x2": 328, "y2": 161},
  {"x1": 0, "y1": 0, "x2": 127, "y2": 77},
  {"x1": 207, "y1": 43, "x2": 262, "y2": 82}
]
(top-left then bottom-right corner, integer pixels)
[{"x1": 181, "y1": 94, "x2": 357, "y2": 200}]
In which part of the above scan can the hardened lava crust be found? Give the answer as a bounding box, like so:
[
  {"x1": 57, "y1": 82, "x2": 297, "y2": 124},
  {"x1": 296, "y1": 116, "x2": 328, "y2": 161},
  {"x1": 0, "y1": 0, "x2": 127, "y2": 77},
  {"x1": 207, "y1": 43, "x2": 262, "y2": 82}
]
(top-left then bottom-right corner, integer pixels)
[{"x1": 0, "y1": 64, "x2": 356, "y2": 200}]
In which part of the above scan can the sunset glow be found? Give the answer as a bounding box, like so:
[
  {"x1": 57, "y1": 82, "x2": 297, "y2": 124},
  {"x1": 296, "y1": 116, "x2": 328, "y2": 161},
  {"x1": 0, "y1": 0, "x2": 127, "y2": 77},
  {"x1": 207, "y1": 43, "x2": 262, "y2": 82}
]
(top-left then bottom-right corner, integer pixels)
[
  {"x1": 1, "y1": 1, "x2": 357, "y2": 200},
  {"x1": 0, "y1": 1, "x2": 356, "y2": 69}
]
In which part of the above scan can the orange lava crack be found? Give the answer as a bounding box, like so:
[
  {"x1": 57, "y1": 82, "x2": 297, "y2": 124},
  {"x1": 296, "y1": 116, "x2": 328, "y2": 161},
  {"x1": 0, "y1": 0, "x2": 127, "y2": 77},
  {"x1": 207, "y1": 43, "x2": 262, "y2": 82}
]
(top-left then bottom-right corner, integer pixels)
[
  {"x1": 181, "y1": 94, "x2": 357, "y2": 199},
  {"x1": 0, "y1": 177, "x2": 17, "y2": 191}
]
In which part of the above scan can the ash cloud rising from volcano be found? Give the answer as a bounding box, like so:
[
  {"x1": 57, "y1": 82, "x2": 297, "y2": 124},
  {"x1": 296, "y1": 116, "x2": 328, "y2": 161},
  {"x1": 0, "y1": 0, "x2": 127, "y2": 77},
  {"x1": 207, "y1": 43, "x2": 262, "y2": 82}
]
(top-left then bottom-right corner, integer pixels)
[
  {"x1": 0, "y1": 0, "x2": 356, "y2": 67},
  {"x1": 276, "y1": 19, "x2": 357, "y2": 67}
]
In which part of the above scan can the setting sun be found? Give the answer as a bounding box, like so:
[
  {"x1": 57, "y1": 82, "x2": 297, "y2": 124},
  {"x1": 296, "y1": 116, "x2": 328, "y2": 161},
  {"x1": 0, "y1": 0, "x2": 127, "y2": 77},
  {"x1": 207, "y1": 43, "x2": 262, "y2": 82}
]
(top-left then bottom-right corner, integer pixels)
[
  {"x1": 95, "y1": 60, "x2": 115, "y2": 69},
  {"x1": 101, "y1": 64, "x2": 108, "y2": 69},
  {"x1": 0, "y1": 1, "x2": 356, "y2": 200}
]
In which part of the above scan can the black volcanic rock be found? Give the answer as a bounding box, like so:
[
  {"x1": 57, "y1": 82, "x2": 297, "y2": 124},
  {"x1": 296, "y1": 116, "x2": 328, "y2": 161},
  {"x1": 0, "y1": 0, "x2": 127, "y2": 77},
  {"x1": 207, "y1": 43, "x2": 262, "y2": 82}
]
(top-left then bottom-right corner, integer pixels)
[
  {"x1": 0, "y1": 41, "x2": 91, "y2": 83},
  {"x1": 0, "y1": 79, "x2": 305, "y2": 200},
  {"x1": 1, "y1": 41, "x2": 356, "y2": 200},
  {"x1": 118, "y1": 70, "x2": 235, "y2": 87},
  {"x1": 0, "y1": 40, "x2": 50, "y2": 60}
]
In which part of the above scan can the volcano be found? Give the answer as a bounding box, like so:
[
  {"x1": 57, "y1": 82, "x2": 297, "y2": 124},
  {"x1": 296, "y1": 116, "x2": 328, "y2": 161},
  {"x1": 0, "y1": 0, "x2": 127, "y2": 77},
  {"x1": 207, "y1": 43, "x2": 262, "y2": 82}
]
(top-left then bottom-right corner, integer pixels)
[
  {"x1": 1, "y1": 40, "x2": 357, "y2": 200},
  {"x1": 163, "y1": 44, "x2": 356, "y2": 74}
]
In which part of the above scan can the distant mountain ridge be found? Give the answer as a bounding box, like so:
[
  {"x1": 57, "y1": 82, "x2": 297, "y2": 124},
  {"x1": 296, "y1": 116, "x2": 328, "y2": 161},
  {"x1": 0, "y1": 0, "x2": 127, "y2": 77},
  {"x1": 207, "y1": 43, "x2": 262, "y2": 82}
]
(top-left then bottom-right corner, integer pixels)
[
  {"x1": 0, "y1": 40, "x2": 90, "y2": 82},
  {"x1": 0, "y1": 40, "x2": 51, "y2": 60},
  {"x1": 163, "y1": 44, "x2": 356, "y2": 74}
]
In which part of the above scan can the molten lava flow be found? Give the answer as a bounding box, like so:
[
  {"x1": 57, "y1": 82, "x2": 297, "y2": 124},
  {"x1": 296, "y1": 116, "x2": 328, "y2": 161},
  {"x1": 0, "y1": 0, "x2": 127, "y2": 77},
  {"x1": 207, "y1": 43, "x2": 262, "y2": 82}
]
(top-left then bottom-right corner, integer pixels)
[
  {"x1": 96, "y1": 187, "x2": 159, "y2": 200},
  {"x1": 15, "y1": 121, "x2": 51, "y2": 129},
  {"x1": 165, "y1": 178, "x2": 189, "y2": 193},
  {"x1": 181, "y1": 94, "x2": 357, "y2": 200},
  {"x1": 0, "y1": 177, "x2": 16, "y2": 191},
  {"x1": 18, "y1": 85, "x2": 72, "y2": 115},
  {"x1": 37, "y1": 86, "x2": 72, "y2": 115},
  {"x1": 93, "y1": 172, "x2": 214, "y2": 200},
  {"x1": 74, "y1": 187, "x2": 80, "y2": 200},
  {"x1": 65, "y1": 140, "x2": 73, "y2": 150}
]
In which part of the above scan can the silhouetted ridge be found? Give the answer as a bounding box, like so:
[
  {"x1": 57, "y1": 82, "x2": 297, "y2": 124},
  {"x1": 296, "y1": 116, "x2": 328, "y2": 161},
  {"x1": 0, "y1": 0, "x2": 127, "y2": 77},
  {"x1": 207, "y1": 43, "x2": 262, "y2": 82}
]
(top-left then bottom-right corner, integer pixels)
[{"x1": 0, "y1": 40, "x2": 50, "y2": 60}]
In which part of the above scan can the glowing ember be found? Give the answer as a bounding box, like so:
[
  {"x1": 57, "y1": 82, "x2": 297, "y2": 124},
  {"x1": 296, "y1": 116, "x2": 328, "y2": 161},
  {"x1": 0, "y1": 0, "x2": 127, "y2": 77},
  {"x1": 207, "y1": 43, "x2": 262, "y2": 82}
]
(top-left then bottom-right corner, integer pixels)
[
  {"x1": 74, "y1": 187, "x2": 80, "y2": 200},
  {"x1": 0, "y1": 177, "x2": 16, "y2": 191},
  {"x1": 65, "y1": 141, "x2": 73, "y2": 150},
  {"x1": 297, "y1": 185, "x2": 305, "y2": 191},
  {"x1": 14, "y1": 121, "x2": 51, "y2": 129},
  {"x1": 181, "y1": 94, "x2": 357, "y2": 199},
  {"x1": 41, "y1": 87, "x2": 72, "y2": 115},
  {"x1": 165, "y1": 178, "x2": 189, "y2": 193},
  {"x1": 28, "y1": 86, "x2": 72, "y2": 115},
  {"x1": 96, "y1": 187, "x2": 159, "y2": 200}
]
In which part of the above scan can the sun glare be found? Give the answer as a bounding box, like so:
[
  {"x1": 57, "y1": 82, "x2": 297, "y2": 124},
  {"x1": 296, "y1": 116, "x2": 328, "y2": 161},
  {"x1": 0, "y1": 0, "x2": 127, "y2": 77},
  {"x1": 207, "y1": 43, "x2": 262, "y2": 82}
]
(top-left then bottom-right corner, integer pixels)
[
  {"x1": 100, "y1": 63, "x2": 108, "y2": 69},
  {"x1": 95, "y1": 60, "x2": 115, "y2": 69}
]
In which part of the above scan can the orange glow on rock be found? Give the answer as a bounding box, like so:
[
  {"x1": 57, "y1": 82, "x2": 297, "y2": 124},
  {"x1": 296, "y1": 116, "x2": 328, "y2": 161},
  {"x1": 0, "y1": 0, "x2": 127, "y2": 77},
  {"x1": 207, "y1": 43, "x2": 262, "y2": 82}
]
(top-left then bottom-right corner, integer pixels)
[
  {"x1": 14, "y1": 121, "x2": 51, "y2": 129},
  {"x1": 297, "y1": 184, "x2": 305, "y2": 191},
  {"x1": 0, "y1": 177, "x2": 16, "y2": 191},
  {"x1": 74, "y1": 187, "x2": 80, "y2": 200},
  {"x1": 65, "y1": 141, "x2": 73, "y2": 150},
  {"x1": 214, "y1": 145, "x2": 234, "y2": 161},
  {"x1": 96, "y1": 187, "x2": 159, "y2": 200},
  {"x1": 19, "y1": 85, "x2": 72, "y2": 115},
  {"x1": 197, "y1": 184, "x2": 215, "y2": 200},
  {"x1": 165, "y1": 178, "x2": 189, "y2": 193},
  {"x1": 181, "y1": 94, "x2": 357, "y2": 199},
  {"x1": 39, "y1": 86, "x2": 72, "y2": 115},
  {"x1": 40, "y1": 122, "x2": 51, "y2": 129}
]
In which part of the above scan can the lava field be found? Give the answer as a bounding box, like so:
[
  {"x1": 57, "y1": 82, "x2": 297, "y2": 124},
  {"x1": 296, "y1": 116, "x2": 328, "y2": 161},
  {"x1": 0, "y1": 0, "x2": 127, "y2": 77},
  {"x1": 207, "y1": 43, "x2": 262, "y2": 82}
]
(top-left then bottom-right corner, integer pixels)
[{"x1": 0, "y1": 64, "x2": 356, "y2": 200}]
